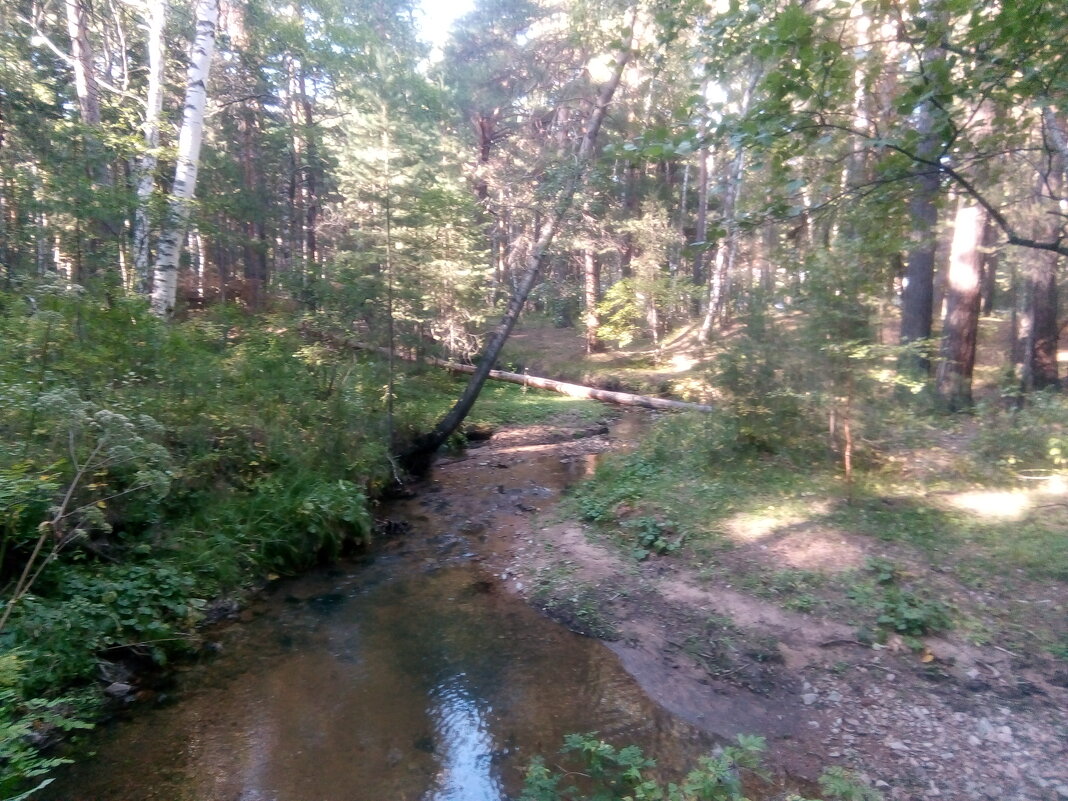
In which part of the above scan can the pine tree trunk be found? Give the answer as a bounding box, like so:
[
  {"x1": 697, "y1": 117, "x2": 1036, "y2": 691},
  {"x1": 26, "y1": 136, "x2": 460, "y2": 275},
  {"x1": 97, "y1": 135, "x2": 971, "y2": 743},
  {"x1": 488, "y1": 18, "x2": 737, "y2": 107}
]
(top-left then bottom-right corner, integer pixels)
[
  {"x1": 1025, "y1": 253, "x2": 1059, "y2": 391},
  {"x1": 1022, "y1": 147, "x2": 1063, "y2": 391},
  {"x1": 900, "y1": 105, "x2": 940, "y2": 373},
  {"x1": 698, "y1": 147, "x2": 744, "y2": 343},
  {"x1": 65, "y1": 0, "x2": 102, "y2": 130},
  {"x1": 979, "y1": 213, "x2": 999, "y2": 315},
  {"x1": 898, "y1": 25, "x2": 944, "y2": 375},
  {"x1": 936, "y1": 202, "x2": 984, "y2": 410},
  {"x1": 151, "y1": 0, "x2": 220, "y2": 317}
]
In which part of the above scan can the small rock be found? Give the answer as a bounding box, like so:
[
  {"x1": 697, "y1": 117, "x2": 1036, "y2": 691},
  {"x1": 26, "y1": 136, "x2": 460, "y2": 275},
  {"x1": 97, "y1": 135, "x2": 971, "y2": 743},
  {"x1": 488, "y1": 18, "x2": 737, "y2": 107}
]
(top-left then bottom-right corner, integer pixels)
[
  {"x1": 104, "y1": 682, "x2": 133, "y2": 698},
  {"x1": 887, "y1": 740, "x2": 909, "y2": 752},
  {"x1": 1055, "y1": 786, "x2": 1068, "y2": 800},
  {"x1": 802, "y1": 693, "x2": 819, "y2": 705},
  {"x1": 828, "y1": 691, "x2": 843, "y2": 703},
  {"x1": 967, "y1": 735, "x2": 982, "y2": 747}
]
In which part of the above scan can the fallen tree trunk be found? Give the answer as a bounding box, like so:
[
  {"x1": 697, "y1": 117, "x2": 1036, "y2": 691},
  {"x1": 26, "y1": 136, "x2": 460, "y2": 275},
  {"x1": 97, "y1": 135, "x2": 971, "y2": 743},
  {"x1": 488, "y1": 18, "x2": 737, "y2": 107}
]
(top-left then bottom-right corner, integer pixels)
[
  {"x1": 434, "y1": 362, "x2": 712, "y2": 413},
  {"x1": 311, "y1": 329, "x2": 713, "y2": 413}
]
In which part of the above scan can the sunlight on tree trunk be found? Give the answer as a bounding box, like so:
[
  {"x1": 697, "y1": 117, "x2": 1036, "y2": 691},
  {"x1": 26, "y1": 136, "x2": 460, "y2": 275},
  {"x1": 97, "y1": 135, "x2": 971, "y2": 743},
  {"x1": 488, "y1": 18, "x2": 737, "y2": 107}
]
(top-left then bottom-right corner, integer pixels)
[{"x1": 937, "y1": 202, "x2": 984, "y2": 410}]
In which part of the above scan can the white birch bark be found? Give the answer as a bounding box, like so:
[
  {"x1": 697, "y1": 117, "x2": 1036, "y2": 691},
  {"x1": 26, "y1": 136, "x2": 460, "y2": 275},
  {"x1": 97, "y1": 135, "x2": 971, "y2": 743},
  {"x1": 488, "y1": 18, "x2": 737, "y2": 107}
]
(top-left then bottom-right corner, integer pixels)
[
  {"x1": 133, "y1": 0, "x2": 165, "y2": 292},
  {"x1": 65, "y1": 0, "x2": 102, "y2": 128},
  {"x1": 151, "y1": 0, "x2": 220, "y2": 317}
]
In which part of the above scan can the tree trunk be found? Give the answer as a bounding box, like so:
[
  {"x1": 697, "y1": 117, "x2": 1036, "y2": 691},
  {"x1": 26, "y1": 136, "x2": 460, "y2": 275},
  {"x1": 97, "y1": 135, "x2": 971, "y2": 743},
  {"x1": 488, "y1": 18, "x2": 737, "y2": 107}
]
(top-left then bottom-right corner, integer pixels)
[
  {"x1": 151, "y1": 0, "x2": 220, "y2": 317},
  {"x1": 133, "y1": 0, "x2": 165, "y2": 293},
  {"x1": 620, "y1": 160, "x2": 638, "y2": 278},
  {"x1": 1025, "y1": 252, "x2": 1059, "y2": 391},
  {"x1": 401, "y1": 26, "x2": 635, "y2": 470},
  {"x1": 1022, "y1": 145, "x2": 1063, "y2": 391},
  {"x1": 65, "y1": 0, "x2": 102, "y2": 130},
  {"x1": 899, "y1": 102, "x2": 941, "y2": 374},
  {"x1": 692, "y1": 147, "x2": 710, "y2": 308},
  {"x1": 698, "y1": 146, "x2": 744, "y2": 343},
  {"x1": 583, "y1": 248, "x2": 603, "y2": 353},
  {"x1": 936, "y1": 202, "x2": 984, "y2": 410},
  {"x1": 898, "y1": 24, "x2": 944, "y2": 375},
  {"x1": 321, "y1": 335, "x2": 713, "y2": 412},
  {"x1": 979, "y1": 212, "x2": 999, "y2": 315}
]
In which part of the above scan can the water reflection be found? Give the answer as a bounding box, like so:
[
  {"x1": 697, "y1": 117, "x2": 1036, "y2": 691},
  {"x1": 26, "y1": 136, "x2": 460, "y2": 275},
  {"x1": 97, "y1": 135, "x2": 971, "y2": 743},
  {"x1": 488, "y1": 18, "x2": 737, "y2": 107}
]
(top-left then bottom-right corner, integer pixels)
[{"x1": 427, "y1": 674, "x2": 500, "y2": 801}]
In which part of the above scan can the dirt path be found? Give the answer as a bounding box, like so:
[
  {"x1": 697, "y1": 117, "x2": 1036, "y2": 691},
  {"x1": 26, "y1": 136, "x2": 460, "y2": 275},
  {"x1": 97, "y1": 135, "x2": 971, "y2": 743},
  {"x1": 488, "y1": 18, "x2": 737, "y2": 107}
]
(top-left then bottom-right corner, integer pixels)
[{"x1": 415, "y1": 414, "x2": 1068, "y2": 801}]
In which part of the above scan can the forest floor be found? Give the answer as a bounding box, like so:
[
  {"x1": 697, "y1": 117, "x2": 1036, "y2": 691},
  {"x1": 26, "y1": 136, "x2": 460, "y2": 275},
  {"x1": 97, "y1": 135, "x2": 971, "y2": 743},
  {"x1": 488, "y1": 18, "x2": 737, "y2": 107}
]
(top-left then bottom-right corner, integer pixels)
[{"x1": 451, "y1": 318, "x2": 1068, "y2": 801}]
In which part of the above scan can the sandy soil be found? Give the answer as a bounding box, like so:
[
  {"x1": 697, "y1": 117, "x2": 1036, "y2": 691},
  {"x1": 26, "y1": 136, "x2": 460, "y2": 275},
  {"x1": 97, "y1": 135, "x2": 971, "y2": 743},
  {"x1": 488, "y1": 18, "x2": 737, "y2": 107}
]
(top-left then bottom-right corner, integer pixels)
[{"x1": 412, "y1": 413, "x2": 1068, "y2": 801}]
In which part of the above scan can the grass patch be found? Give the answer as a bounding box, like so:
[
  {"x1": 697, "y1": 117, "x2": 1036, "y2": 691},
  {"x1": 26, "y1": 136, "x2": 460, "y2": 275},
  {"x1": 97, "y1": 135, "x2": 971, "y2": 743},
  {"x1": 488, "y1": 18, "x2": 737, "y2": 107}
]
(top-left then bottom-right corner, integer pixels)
[{"x1": 469, "y1": 380, "x2": 604, "y2": 426}]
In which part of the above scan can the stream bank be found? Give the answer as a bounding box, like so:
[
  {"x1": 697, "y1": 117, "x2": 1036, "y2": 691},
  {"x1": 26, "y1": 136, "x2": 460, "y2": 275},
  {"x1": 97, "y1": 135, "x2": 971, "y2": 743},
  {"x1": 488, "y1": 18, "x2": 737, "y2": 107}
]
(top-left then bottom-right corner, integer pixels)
[
  {"x1": 39, "y1": 410, "x2": 1068, "y2": 801},
  {"x1": 38, "y1": 410, "x2": 810, "y2": 801},
  {"x1": 460, "y1": 416, "x2": 1068, "y2": 801}
]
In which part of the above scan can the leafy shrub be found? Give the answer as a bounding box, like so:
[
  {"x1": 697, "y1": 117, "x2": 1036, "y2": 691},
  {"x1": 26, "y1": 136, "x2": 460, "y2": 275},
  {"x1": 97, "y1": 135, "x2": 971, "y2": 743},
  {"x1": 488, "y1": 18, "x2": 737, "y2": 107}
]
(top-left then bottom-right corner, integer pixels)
[
  {"x1": 519, "y1": 733, "x2": 766, "y2": 801},
  {"x1": 874, "y1": 587, "x2": 951, "y2": 637},
  {"x1": 972, "y1": 391, "x2": 1068, "y2": 473},
  {"x1": 851, "y1": 558, "x2": 951, "y2": 639},
  {"x1": 519, "y1": 734, "x2": 882, "y2": 801},
  {"x1": 624, "y1": 516, "x2": 680, "y2": 560},
  {"x1": 0, "y1": 652, "x2": 92, "y2": 801},
  {"x1": 12, "y1": 562, "x2": 204, "y2": 691}
]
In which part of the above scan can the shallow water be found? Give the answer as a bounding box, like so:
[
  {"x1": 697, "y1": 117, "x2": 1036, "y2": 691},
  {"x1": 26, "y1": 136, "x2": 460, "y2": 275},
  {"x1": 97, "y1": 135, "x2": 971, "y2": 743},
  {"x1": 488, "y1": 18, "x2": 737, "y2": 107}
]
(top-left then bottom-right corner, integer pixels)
[{"x1": 42, "y1": 413, "x2": 720, "y2": 801}]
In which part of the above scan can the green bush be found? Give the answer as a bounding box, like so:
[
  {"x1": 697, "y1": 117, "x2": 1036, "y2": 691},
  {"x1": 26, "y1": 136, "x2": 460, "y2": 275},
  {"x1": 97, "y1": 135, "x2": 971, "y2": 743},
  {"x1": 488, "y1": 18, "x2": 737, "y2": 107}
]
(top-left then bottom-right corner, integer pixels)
[
  {"x1": 0, "y1": 286, "x2": 397, "y2": 794},
  {"x1": 0, "y1": 652, "x2": 92, "y2": 801},
  {"x1": 972, "y1": 391, "x2": 1068, "y2": 474},
  {"x1": 519, "y1": 734, "x2": 882, "y2": 801}
]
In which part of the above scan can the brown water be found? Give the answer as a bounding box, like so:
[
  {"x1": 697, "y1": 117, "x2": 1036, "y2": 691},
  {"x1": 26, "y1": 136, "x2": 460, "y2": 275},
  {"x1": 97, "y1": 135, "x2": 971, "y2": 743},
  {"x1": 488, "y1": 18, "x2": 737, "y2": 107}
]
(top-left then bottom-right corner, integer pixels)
[{"x1": 42, "y1": 413, "x2": 718, "y2": 801}]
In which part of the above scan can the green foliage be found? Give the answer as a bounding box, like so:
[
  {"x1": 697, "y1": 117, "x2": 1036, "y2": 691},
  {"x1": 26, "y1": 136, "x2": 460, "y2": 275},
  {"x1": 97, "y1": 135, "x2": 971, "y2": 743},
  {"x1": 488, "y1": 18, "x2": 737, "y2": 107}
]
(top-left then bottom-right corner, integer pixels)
[
  {"x1": 848, "y1": 559, "x2": 951, "y2": 639},
  {"x1": 0, "y1": 288, "x2": 397, "y2": 791},
  {"x1": 710, "y1": 333, "x2": 815, "y2": 457},
  {"x1": 817, "y1": 767, "x2": 883, "y2": 801},
  {"x1": 971, "y1": 391, "x2": 1068, "y2": 473},
  {"x1": 520, "y1": 734, "x2": 883, "y2": 801},
  {"x1": 874, "y1": 586, "x2": 951, "y2": 638},
  {"x1": 624, "y1": 516, "x2": 681, "y2": 560},
  {"x1": 0, "y1": 652, "x2": 92, "y2": 801},
  {"x1": 12, "y1": 562, "x2": 203, "y2": 691},
  {"x1": 519, "y1": 734, "x2": 767, "y2": 801}
]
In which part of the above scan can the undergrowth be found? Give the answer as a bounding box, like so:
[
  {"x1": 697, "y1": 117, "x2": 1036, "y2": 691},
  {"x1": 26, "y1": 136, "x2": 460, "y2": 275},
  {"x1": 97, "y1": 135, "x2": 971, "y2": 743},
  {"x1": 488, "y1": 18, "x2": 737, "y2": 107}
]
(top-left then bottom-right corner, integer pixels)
[
  {"x1": 0, "y1": 282, "x2": 542, "y2": 796},
  {"x1": 566, "y1": 319, "x2": 1068, "y2": 651},
  {"x1": 520, "y1": 733, "x2": 880, "y2": 801}
]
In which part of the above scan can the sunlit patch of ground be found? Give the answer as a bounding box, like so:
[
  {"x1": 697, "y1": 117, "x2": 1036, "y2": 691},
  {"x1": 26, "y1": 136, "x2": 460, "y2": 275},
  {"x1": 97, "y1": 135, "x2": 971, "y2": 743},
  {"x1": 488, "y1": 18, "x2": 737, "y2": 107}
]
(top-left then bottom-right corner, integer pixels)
[
  {"x1": 723, "y1": 500, "x2": 832, "y2": 544},
  {"x1": 762, "y1": 528, "x2": 867, "y2": 572},
  {"x1": 940, "y1": 475, "x2": 1067, "y2": 521}
]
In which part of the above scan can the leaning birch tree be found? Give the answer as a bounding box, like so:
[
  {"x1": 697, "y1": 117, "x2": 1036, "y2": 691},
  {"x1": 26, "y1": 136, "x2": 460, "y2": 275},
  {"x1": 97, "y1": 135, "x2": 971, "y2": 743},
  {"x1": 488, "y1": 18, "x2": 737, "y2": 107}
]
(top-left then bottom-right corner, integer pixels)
[
  {"x1": 402, "y1": 17, "x2": 637, "y2": 469},
  {"x1": 151, "y1": 0, "x2": 220, "y2": 317}
]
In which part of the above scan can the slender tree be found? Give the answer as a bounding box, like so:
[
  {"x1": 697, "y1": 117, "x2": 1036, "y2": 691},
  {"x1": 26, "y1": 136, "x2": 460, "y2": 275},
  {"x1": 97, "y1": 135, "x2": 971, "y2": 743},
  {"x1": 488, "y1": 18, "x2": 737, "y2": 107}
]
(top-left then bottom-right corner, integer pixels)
[
  {"x1": 403, "y1": 18, "x2": 636, "y2": 468},
  {"x1": 152, "y1": 0, "x2": 221, "y2": 317}
]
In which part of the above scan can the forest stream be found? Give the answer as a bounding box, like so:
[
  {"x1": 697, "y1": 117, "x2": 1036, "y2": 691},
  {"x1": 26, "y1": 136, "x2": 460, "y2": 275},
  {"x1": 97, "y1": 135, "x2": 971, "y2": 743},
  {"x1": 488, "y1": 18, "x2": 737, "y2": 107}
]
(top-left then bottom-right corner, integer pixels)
[{"x1": 40, "y1": 411, "x2": 778, "y2": 801}]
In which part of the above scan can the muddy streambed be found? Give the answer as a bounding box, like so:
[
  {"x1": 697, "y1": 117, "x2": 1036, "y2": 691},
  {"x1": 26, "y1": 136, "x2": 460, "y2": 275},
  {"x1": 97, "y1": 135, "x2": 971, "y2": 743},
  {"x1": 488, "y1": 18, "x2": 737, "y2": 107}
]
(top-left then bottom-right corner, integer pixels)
[{"x1": 41, "y1": 412, "x2": 747, "y2": 801}]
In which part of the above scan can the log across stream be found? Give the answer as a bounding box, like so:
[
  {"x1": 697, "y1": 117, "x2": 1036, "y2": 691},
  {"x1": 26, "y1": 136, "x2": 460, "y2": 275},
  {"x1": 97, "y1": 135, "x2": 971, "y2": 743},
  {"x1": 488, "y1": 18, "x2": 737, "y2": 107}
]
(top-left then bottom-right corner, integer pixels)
[{"x1": 306, "y1": 328, "x2": 714, "y2": 414}]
